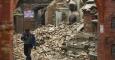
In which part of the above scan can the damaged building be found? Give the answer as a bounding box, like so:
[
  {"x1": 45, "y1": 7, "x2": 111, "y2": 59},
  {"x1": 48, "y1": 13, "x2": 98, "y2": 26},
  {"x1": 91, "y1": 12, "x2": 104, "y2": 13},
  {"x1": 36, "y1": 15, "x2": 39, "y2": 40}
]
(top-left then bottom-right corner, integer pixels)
[
  {"x1": 13, "y1": 0, "x2": 53, "y2": 33},
  {"x1": 2, "y1": 0, "x2": 115, "y2": 60},
  {"x1": 45, "y1": 0, "x2": 81, "y2": 25},
  {"x1": 11, "y1": 0, "x2": 99, "y2": 60},
  {"x1": 81, "y1": 0, "x2": 98, "y2": 33},
  {"x1": 14, "y1": 0, "x2": 82, "y2": 33},
  {"x1": 14, "y1": 0, "x2": 95, "y2": 33}
]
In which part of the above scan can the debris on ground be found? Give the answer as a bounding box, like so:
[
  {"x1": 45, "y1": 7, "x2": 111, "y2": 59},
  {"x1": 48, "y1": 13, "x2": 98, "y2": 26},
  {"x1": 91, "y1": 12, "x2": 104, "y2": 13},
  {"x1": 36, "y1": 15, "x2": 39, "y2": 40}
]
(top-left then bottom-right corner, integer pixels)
[{"x1": 13, "y1": 23, "x2": 97, "y2": 60}]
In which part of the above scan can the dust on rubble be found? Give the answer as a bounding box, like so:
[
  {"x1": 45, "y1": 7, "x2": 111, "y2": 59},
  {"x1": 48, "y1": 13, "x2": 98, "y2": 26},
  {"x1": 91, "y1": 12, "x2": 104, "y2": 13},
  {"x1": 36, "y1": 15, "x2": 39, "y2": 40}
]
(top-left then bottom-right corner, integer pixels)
[{"x1": 13, "y1": 23, "x2": 97, "y2": 60}]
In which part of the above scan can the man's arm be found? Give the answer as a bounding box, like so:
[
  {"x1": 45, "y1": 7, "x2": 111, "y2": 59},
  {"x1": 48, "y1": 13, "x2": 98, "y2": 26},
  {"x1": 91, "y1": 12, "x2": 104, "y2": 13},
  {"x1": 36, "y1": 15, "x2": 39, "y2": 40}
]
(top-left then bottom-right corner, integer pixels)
[{"x1": 32, "y1": 35, "x2": 36, "y2": 49}]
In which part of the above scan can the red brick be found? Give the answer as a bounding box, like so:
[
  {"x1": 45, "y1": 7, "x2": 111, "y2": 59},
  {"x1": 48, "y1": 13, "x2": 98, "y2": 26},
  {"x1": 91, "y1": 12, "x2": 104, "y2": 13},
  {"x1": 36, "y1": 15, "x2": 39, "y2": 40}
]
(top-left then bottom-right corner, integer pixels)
[
  {"x1": 96, "y1": 0, "x2": 115, "y2": 60},
  {"x1": 0, "y1": 0, "x2": 15, "y2": 60}
]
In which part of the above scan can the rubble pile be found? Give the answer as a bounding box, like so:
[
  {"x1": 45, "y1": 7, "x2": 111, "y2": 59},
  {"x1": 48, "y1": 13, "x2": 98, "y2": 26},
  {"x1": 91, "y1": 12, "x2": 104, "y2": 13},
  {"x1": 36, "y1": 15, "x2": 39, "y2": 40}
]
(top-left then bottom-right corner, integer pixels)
[{"x1": 13, "y1": 23, "x2": 97, "y2": 60}]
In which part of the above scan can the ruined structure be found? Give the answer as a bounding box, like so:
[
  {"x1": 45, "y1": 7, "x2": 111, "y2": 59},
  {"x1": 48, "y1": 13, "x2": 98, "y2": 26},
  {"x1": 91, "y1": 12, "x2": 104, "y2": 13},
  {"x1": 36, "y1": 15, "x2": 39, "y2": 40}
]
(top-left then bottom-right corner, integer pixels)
[
  {"x1": 0, "y1": 0, "x2": 107, "y2": 60},
  {"x1": 0, "y1": 0, "x2": 53, "y2": 59},
  {"x1": 45, "y1": 0, "x2": 80, "y2": 25},
  {"x1": 82, "y1": 0, "x2": 97, "y2": 33},
  {"x1": 14, "y1": 0, "x2": 53, "y2": 33}
]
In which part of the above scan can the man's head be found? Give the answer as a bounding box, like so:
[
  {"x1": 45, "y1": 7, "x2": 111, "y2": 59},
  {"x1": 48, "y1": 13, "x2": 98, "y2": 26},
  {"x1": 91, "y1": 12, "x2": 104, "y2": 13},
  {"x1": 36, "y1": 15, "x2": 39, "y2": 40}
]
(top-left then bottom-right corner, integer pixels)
[{"x1": 25, "y1": 29, "x2": 30, "y2": 33}]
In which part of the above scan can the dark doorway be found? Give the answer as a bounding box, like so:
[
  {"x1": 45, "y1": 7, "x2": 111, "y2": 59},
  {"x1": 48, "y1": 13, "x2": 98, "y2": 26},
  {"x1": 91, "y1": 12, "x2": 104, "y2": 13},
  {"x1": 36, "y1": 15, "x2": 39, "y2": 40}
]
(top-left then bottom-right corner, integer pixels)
[{"x1": 34, "y1": 7, "x2": 46, "y2": 27}]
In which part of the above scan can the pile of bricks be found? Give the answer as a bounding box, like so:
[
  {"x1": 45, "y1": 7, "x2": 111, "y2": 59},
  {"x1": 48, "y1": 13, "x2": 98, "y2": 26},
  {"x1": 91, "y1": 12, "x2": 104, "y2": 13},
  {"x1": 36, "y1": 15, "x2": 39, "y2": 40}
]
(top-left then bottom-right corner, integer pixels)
[{"x1": 13, "y1": 23, "x2": 97, "y2": 60}]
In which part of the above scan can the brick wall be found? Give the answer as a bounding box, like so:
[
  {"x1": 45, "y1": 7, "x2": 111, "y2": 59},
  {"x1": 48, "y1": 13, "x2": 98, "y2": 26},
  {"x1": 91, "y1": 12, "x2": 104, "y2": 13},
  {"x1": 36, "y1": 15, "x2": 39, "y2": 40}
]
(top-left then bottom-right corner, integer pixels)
[
  {"x1": 96, "y1": 0, "x2": 115, "y2": 60},
  {"x1": 0, "y1": 0, "x2": 14, "y2": 60}
]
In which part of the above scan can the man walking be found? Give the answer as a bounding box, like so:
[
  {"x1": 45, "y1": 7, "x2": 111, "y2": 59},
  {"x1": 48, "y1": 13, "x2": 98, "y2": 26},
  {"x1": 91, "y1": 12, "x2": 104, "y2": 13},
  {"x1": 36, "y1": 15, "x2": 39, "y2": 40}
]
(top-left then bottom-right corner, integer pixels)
[{"x1": 21, "y1": 29, "x2": 36, "y2": 60}]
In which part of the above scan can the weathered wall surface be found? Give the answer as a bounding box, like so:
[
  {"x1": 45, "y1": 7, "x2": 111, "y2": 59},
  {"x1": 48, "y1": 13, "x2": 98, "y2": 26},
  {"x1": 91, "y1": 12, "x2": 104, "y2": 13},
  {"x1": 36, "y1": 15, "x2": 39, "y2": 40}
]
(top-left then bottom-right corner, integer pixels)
[
  {"x1": 0, "y1": 0, "x2": 14, "y2": 60},
  {"x1": 45, "y1": 0, "x2": 57, "y2": 25},
  {"x1": 96, "y1": 0, "x2": 115, "y2": 60}
]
